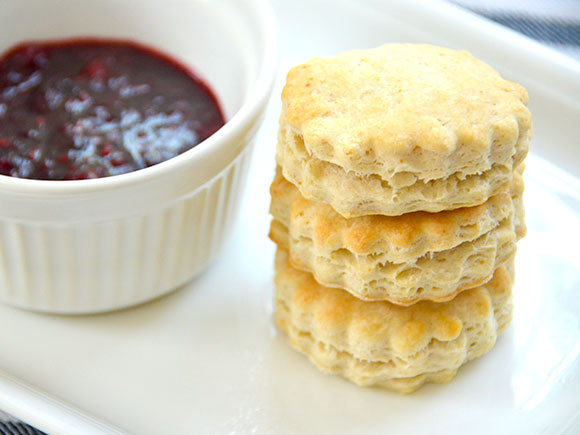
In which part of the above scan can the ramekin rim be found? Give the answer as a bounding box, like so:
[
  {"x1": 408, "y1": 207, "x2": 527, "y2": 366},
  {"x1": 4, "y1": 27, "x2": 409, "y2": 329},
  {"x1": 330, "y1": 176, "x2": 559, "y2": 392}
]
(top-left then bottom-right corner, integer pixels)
[{"x1": 0, "y1": 0, "x2": 277, "y2": 196}]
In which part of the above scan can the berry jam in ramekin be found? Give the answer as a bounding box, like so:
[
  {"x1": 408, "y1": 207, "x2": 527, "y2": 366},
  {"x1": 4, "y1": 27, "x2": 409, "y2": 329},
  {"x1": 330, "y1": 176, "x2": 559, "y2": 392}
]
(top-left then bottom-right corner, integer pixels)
[{"x1": 0, "y1": 39, "x2": 225, "y2": 180}]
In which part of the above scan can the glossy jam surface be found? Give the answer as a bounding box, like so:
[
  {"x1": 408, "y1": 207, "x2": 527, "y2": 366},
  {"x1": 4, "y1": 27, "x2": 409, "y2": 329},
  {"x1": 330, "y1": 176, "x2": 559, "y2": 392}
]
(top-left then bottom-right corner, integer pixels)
[{"x1": 0, "y1": 40, "x2": 225, "y2": 180}]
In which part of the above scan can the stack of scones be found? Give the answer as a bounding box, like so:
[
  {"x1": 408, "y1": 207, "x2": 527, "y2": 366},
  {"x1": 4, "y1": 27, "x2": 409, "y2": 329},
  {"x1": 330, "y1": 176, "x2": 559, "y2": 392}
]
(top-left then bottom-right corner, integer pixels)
[{"x1": 269, "y1": 44, "x2": 531, "y2": 393}]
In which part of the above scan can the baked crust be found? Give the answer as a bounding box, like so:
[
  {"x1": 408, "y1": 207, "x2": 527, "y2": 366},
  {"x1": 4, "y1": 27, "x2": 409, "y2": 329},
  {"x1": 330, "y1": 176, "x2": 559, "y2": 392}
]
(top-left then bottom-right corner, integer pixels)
[
  {"x1": 277, "y1": 132, "x2": 525, "y2": 217},
  {"x1": 269, "y1": 166, "x2": 525, "y2": 304},
  {"x1": 278, "y1": 44, "x2": 531, "y2": 217},
  {"x1": 274, "y1": 248, "x2": 514, "y2": 394}
]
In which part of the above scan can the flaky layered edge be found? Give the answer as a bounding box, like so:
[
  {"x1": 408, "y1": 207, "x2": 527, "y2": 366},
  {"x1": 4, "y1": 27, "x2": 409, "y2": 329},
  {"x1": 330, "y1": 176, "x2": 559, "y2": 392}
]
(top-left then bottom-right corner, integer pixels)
[{"x1": 274, "y1": 248, "x2": 514, "y2": 394}]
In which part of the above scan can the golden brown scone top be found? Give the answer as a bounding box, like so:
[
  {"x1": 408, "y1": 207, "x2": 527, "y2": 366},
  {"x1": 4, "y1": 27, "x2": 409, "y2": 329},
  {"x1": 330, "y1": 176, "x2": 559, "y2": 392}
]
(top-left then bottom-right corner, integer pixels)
[
  {"x1": 270, "y1": 165, "x2": 524, "y2": 261},
  {"x1": 281, "y1": 44, "x2": 532, "y2": 181}
]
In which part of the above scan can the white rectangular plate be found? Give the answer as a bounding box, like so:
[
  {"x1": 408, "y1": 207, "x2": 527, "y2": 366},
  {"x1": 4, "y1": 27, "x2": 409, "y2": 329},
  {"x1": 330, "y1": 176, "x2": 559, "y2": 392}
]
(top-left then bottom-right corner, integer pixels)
[{"x1": 0, "y1": 0, "x2": 579, "y2": 433}]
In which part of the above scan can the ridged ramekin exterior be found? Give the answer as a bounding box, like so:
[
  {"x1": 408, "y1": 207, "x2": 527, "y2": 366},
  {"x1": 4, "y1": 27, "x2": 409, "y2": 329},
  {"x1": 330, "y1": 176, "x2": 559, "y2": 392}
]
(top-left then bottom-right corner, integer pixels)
[{"x1": 0, "y1": 144, "x2": 253, "y2": 313}]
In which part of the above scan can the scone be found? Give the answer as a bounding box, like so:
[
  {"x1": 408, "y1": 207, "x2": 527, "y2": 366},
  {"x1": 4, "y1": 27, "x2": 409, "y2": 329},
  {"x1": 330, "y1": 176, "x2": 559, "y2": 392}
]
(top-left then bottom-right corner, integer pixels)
[
  {"x1": 278, "y1": 44, "x2": 532, "y2": 217},
  {"x1": 269, "y1": 165, "x2": 525, "y2": 305},
  {"x1": 274, "y1": 248, "x2": 514, "y2": 394}
]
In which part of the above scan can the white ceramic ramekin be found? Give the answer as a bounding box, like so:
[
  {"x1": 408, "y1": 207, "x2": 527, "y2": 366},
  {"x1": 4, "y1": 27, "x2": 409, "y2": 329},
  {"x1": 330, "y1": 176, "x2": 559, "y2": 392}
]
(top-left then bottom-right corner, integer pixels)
[{"x1": 0, "y1": 0, "x2": 276, "y2": 313}]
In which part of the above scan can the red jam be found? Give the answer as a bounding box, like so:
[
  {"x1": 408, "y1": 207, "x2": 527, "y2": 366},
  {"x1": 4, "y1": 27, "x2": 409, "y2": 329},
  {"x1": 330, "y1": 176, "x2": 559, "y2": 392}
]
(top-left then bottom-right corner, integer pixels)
[{"x1": 0, "y1": 39, "x2": 225, "y2": 180}]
